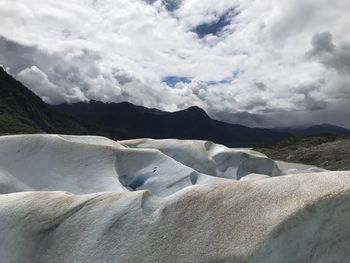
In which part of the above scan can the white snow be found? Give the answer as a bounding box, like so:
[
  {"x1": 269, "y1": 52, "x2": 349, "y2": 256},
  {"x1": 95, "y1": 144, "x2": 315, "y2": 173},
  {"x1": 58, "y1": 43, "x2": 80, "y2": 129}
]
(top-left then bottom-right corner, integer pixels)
[
  {"x1": 60, "y1": 135, "x2": 124, "y2": 147},
  {"x1": 121, "y1": 138, "x2": 281, "y2": 180},
  {"x1": 0, "y1": 134, "x2": 128, "y2": 194},
  {"x1": 276, "y1": 160, "x2": 327, "y2": 175},
  {"x1": 0, "y1": 135, "x2": 330, "y2": 196},
  {"x1": 239, "y1": 173, "x2": 271, "y2": 181},
  {"x1": 0, "y1": 135, "x2": 290, "y2": 196},
  {"x1": 1, "y1": 172, "x2": 350, "y2": 262},
  {"x1": 0, "y1": 134, "x2": 348, "y2": 263}
]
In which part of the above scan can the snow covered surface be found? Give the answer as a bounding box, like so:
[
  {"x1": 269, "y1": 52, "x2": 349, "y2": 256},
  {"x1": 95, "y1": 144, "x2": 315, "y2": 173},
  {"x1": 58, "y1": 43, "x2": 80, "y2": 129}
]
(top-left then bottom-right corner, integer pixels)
[
  {"x1": 0, "y1": 135, "x2": 349, "y2": 262},
  {"x1": 0, "y1": 135, "x2": 289, "y2": 196}
]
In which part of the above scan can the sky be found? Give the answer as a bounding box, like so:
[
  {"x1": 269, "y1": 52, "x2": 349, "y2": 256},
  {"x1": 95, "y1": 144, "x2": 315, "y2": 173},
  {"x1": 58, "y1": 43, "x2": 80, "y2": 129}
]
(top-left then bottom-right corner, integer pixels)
[{"x1": 0, "y1": 0, "x2": 350, "y2": 128}]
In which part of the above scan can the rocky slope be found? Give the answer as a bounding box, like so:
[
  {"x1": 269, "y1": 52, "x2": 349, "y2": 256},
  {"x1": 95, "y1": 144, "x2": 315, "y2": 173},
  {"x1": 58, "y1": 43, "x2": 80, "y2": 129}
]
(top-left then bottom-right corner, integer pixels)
[{"x1": 256, "y1": 135, "x2": 350, "y2": 171}]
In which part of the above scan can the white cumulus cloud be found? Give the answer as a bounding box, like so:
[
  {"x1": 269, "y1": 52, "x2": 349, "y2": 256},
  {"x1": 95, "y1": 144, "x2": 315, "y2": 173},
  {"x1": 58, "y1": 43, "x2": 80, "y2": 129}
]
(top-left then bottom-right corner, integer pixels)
[{"x1": 0, "y1": 0, "x2": 349, "y2": 127}]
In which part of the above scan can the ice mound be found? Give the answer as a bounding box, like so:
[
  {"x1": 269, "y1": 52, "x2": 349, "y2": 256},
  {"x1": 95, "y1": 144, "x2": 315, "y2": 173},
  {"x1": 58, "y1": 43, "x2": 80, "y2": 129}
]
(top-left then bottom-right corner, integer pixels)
[
  {"x1": 1, "y1": 172, "x2": 350, "y2": 262},
  {"x1": 121, "y1": 138, "x2": 281, "y2": 180},
  {"x1": 0, "y1": 135, "x2": 128, "y2": 194},
  {"x1": 0, "y1": 135, "x2": 288, "y2": 196}
]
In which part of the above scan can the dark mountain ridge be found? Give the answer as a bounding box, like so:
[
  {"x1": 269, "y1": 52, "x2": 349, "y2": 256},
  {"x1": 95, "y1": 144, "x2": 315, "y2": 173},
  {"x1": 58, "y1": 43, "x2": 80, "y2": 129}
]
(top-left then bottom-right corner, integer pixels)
[
  {"x1": 54, "y1": 100, "x2": 289, "y2": 147},
  {"x1": 272, "y1": 124, "x2": 350, "y2": 137}
]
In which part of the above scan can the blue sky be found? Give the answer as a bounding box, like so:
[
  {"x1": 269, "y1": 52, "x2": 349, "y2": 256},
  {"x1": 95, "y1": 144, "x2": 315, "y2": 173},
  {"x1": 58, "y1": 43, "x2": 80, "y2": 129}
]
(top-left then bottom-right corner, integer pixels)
[
  {"x1": 162, "y1": 76, "x2": 192, "y2": 87},
  {"x1": 193, "y1": 8, "x2": 238, "y2": 38}
]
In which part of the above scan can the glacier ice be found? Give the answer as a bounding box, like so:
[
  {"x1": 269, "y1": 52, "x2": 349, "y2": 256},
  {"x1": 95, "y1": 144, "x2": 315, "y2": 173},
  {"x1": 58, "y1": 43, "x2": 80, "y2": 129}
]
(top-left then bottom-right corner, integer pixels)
[
  {"x1": 0, "y1": 135, "x2": 288, "y2": 196},
  {"x1": 0, "y1": 134, "x2": 348, "y2": 263}
]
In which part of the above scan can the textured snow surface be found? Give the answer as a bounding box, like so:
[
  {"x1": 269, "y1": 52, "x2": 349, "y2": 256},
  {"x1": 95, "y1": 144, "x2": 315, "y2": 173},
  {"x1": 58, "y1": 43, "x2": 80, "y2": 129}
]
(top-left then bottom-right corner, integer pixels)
[
  {"x1": 0, "y1": 135, "x2": 297, "y2": 196},
  {"x1": 0, "y1": 135, "x2": 347, "y2": 263},
  {"x1": 2, "y1": 172, "x2": 350, "y2": 263}
]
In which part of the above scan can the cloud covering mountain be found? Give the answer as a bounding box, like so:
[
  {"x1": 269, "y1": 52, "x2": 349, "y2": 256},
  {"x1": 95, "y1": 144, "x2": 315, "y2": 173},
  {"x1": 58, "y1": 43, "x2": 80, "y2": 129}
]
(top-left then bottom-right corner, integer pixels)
[{"x1": 0, "y1": 0, "x2": 349, "y2": 127}]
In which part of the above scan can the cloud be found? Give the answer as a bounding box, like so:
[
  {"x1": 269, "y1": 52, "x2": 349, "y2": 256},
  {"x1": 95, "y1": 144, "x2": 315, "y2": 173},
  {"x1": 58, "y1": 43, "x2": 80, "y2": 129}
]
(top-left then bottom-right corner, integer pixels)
[
  {"x1": 17, "y1": 66, "x2": 85, "y2": 104},
  {"x1": 144, "y1": 0, "x2": 182, "y2": 12},
  {"x1": 209, "y1": 110, "x2": 266, "y2": 127},
  {"x1": 0, "y1": 0, "x2": 350, "y2": 127},
  {"x1": 308, "y1": 32, "x2": 350, "y2": 75},
  {"x1": 307, "y1": 32, "x2": 335, "y2": 57},
  {"x1": 299, "y1": 91, "x2": 327, "y2": 111}
]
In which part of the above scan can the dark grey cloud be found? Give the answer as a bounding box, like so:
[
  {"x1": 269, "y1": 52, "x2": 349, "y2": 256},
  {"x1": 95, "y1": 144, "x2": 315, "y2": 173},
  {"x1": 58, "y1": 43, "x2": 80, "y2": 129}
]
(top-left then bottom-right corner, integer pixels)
[
  {"x1": 324, "y1": 45, "x2": 350, "y2": 74},
  {"x1": 308, "y1": 32, "x2": 350, "y2": 74},
  {"x1": 255, "y1": 82, "x2": 267, "y2": 91},
  {"x1": 263, "y1": 100, "x2": 350, "y2": 129},
  {"x1": 307, "y1": 32, "x2": 335, "y2": 57},
  {"x1": 242, "y1": 97, "x2": 268, "y2": 111},
  {"x1": 294, "y1": 85, "x2": 327, "y2": 111},
  {"x1": 0, "y1": 37, "x2": 50, "y2": 73},
  {"x1": 113, "y1": 73, "x2": 134, "y2": 86},
  {"x1": 205, "y1": 78, "x2": 232, "y2": 85},
  {"x1": 300, "y1": 92, "x2": 327, "y2": 111}
]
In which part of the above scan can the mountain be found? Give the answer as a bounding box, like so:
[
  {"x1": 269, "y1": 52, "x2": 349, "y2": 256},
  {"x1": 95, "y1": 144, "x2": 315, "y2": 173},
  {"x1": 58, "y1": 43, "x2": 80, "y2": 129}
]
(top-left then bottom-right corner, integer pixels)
[
  {"x1": 0, "y1": 67, "x2": 90, "y2": 135},
  {"x1": 0, "y1": 66, "x2": 289, "y2": 146},
  {"x1": 54, "y1": 101, "x2": 289, "y2": 147},
  {"x1": 296, "y1": 124, "x2": 350, "y2": 136},
  {"x1": 273, "y1": 124, "x2": 350, "y2": 137}
]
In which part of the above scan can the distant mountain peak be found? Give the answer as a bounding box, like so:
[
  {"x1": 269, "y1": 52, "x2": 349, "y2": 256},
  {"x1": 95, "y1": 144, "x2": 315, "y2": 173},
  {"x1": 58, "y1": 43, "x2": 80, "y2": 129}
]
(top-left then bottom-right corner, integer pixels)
[
  {"x1": 179, "y1": 105, "x2": 209, "y2": 118},
  {"x1": 186, "y1": 105, "x2": 205, "y2": 112},
  {"x1": 273, "y1": 123, "x2": 350, "y2": 137}
]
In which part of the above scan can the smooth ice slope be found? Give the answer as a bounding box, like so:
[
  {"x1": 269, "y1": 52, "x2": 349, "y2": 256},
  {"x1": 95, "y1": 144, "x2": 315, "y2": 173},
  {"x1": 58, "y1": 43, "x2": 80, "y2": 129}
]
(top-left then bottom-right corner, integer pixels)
[
  {"x1": 1, "y1": 172, "x2": 350, "y2": 262},
  {"x1": 0, "y1": 135, "x2": 127, "y2": 194},
  {"x1": 121, "y1": 138, "x2": 281, "y2": 179}
]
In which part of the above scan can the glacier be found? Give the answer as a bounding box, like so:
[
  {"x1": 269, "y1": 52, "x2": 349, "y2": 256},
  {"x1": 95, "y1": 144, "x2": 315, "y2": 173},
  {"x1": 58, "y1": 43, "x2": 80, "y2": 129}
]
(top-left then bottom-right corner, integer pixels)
[{"x1": 0, "y1": 134, "x2": 348, "y2": 263}]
